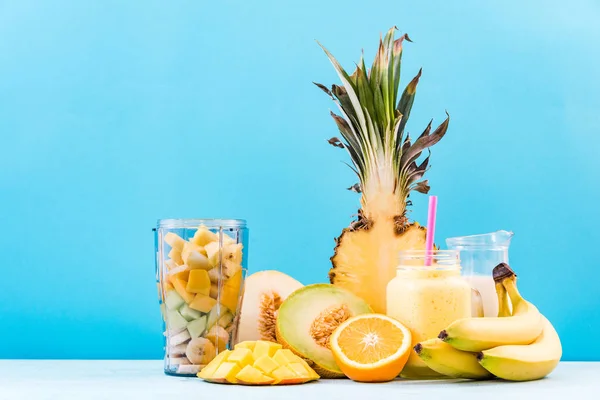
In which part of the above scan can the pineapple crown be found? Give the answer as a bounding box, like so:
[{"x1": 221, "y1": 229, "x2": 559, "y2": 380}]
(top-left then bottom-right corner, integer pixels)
[{"x1": 315, "y1": 27, "x2": 449, "y2": 206}]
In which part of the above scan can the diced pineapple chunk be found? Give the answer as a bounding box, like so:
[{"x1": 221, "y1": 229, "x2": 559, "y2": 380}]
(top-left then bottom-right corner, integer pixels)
[
  {"x1": 191, "y1": 226, "x2": 218, "y2": 247},
  {"x1": 168, "y1": 248, "x2": 183, "y2": 265},
  {"x1": 164, "y1": 232, "x2": 186, "y2": 251}
]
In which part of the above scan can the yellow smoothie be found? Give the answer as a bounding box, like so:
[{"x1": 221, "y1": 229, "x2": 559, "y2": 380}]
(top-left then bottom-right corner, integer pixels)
[{"x1": 387, "y1": 259, "x2": 471, "y2": 378}]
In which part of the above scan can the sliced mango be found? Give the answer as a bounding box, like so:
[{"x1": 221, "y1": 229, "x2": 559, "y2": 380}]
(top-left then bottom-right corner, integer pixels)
[
  {"x1": 253, "y1": 355, "x2": 279, "y2": 375},
  {"x1": 199, "y1": 340, "x2": 319, "y2": 385},
  {"x1": 253, "y1": 340, "x2": 282, "y2": 360},
  {"x1": 210, "y1": 362, "x2": 241, "y2": 384},
  {"x1": 235, "y1": 365, "x2": 275, "y2": 385},
  {"x1": 227, "y1": 348, "x2": 254, "y2": 367},
  {"x1": 172, "y1": 278, "x2": 195, "y2": 304},
  {"x1": 186, "y1": 269, "x2": 211, "y2": 295},
  {"x1": 198, "y1": 349, "x2": 231, "y2": 379},
  {"x1": 189, "y1": 293, "x2": 217, "y2": 313},
  {"x1": 235, "y1": 341, "x2": 256, "y2": 351},
  {"x1": 220, "y1": 270, "x2": 243, "y2": 312}
]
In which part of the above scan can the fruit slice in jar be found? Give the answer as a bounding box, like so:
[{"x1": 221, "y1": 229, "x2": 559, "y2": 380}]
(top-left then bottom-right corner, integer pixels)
[
  {"x1": 186, "y1": 337, "x2": 216, "y2": 365},
  {"x1": 191, "y1": 226, "x2": 218, "y2": 247},
  {"x1": 187, "y1": 315, "x2": 208, "y2": 339},
  {"x1": 186, "y1": 270, "x2": 211, "y2": 295},
  {"x1": 164, "y1": 232, "x2": 186, "y2": 251},
  {"x1": 206, "y1": 325, "x2": 229, "y2": 352},
  {"x1": 165, "y1": 290, "x2": 185, "y2": 310},
  {"x1": 180, "y1": 304, "x2": 202, "y2": 321},
  {"x1": 172, "y1": 278, "x2": 195, "y2": 304},
  {"x1": 329, "y1": 313, "x2": 412, "y2": 382},
  {"x1": 219, "y1": 270, "x2": 242, "y2": 312},
  {"x1": 189, "y1": 294, "x2": 218, "y2": 313}
]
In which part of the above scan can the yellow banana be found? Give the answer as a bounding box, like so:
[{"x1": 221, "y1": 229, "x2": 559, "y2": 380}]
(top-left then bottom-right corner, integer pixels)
[
  {"x1": 439, "y1": 264, "x2": 543, "y2": 352},
  {"x1": 478, "y1": 316, "x2": 562, "y2": 381},
  {"x1": 496, "y1": 281, "x2": 511, "y2": 317},
  {"x1": 414, "y1": 338, "x2": 492, "y2": 380}
]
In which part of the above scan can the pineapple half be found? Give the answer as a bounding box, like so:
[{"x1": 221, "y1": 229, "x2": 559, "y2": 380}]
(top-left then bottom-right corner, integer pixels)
[{"x1": 315, "y1": 27, "x2": 450, "y2": 313}]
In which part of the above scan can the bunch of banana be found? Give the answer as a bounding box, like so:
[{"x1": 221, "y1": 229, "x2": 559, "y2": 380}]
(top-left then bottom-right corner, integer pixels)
[{"x1": 414, "y1": 263, "x2": 562, "y2": 381}]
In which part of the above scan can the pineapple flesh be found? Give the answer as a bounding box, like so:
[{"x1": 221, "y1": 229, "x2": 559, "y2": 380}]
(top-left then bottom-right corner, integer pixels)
[{"x1": 316, "y1": 27, "x2": 450, "y2": 313}]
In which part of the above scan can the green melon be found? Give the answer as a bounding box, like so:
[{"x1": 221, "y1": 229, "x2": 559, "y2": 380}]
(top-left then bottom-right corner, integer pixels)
[{"x1": 275, "y1": 284, "x2": 372, "y2": 378}]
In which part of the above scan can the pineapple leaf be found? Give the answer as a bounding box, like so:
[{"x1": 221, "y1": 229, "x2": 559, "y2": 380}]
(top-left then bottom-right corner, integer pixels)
[
  {"x1": 347, "y1": 183, "x2": 362, "y2": 193},
  {"x1": 314, "y1": 82, "x2": 333, "y2": 97},
  {"x1": 400, "y1": 112, "x2": 449, "y2": 174},
  {"x1": 317, "y1": 41, "x2": 368, "y2": 135},
  {"x1": 412, "y1": 180, "x2": 430, "y2": 194},
  {"x1": 327, "y1": 137, "x2": 345, "y2": 148},
  {"x1": 396, "y1": 68, "x2": 422, "y2": 148},
  {"x1": 392, "y1": 34, "x2": 412, "y2": 102}
]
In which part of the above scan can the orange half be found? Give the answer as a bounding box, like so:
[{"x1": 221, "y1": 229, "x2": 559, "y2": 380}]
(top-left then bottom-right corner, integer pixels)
[{"x1": 329, "y1": 313, "x2": 412, "y2": 382}]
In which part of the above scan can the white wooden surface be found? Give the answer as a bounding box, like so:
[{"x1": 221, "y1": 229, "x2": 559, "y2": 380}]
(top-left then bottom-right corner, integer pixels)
[{"x1": 0, "y1": 360, "x2": 598, "y2": 399}]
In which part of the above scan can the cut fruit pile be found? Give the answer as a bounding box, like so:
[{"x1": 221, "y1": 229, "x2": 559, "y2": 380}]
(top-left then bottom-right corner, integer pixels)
[
  {"x1": 198, "y1": 340, "x2": 319, "y2": 385},
  {"x1": 159, "y1": 225, "x2": 244, "y2": 374}
]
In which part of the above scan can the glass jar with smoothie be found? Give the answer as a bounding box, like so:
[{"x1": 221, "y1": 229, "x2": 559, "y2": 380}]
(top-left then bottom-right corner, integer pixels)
[{"x1": 387, "y1": 250, "x2": 471, "y2": 379}]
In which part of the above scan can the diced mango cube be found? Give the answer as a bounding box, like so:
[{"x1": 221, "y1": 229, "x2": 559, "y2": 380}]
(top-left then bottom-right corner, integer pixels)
[
  {"x1": 273, "y1": 349, "x2": 297, "y2": 366},
  {"x1": 172, "y1": 278, "x2": 195, "y2": 304},
  {"x1": 235, "y1": 341, "x2": 256, "y2": 351},
  {"x1": 253, "y1": 355, "x2": 279, "y2": 375},
  {"x1": 270, "y1": 365, "x2": 298, "y2": 385},
  {"x1": 197, "y1": 349, "x2": 231, "y2": 379},
  {"x1": 253, "y1": 340, "x2": 282, "y2": 360},
  {"x1": 186, "y1": 269, "x2": 211, "y2": 295},
  {"x1": 287, "y1": 362, "x2": 312, "y2": 378},
  {"x1": 235, "y1": 365, "x2": 274, "y2": 385},
  {"x1": 227, "y1": 348, "x2": 254, "y2": 367},
  {"x1": 189, "y1": 293, "x2": 217, "y2": 313},
  {"x1": 211, "y1": 361, "x2": 241, "y2": 384},
  {"x1": 220, "y1": 270, "x2": 242, "y2": 312}
]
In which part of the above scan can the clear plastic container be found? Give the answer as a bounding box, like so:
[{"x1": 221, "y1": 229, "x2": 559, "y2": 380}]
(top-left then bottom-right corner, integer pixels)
[
  {"x1": 446, "y1": 230, "x2": 513, "y2": 318},
  {"x1": 154, "y1": 219, "x2": 248, "y2": 376},
  {"x1": 387, "y1": 250, "x2": 471, "y2": 379}
]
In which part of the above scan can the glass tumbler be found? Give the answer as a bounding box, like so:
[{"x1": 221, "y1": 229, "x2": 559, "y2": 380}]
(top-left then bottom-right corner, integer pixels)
[
  {"x1": 446, "y1": 230, "x2": 513, "y2": 318},
  {"x1": 387, "y1": 250, "x2": 472, "y2": 379},
  {"x1": 155, "y1": 219, "x2": 248, "y2": 376}
]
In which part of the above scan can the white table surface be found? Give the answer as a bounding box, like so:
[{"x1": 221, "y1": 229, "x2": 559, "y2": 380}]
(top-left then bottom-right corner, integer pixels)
[{"x1": 1, "y1": 360, "x2": 598, "y2": 399}]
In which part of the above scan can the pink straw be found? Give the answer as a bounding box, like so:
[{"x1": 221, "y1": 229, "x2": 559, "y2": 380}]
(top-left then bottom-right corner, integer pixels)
[{"x1": 424, "y1": 195, "x2": 438, "y2": 266}]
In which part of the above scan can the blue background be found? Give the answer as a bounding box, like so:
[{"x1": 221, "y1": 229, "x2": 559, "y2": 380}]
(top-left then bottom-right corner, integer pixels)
[{"x1": 1, "y1": 0, "x2": 599, "y2": 360}]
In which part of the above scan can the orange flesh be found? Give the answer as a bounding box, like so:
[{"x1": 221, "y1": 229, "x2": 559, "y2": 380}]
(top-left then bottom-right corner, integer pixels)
[{"x1": 336, "y1": 317, "x2": 406, "y2": 364}]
